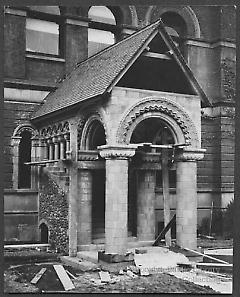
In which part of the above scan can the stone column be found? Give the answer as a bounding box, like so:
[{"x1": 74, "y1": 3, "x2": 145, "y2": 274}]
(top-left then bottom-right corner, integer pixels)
[
  {"x1": 175, "y1": 148, "x2": 205, "y2": 250},
  {"x1": 137, "y1": 170, "x2": 156, "y2": 241},
  {"x1": 59, "y1": 135, "x2": 65, "y2": 160},
  {"x1": 39, "y1": 138, "x2": 47, "y2": 161},
  {"x1": 78, "y1": 170, "x2": 92, "y2": 245},
  {"x1": 11, "y1": 136, "x2": 22, "y2": 189},
  {"x1": 99, "y1": 145, "x2": 136, "y2": 255},
  {"x1": 68, "y1": 119, "x2": 79, "y2": 256},
  {"x1": 53, "y1": 136, "x2": 60, "y2": 160},
  {"x1": 64, "y1": 134, "x2": 70, "y2": 159},
  {"x1": 31, "y1": 135, "x2": 40, "y2": 189},
  {"x1": 48, "y1": 138, "x2": 54, "y2": 160}
]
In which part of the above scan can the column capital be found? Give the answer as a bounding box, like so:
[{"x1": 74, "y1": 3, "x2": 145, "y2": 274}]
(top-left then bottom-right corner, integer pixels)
[
  {"x1": 98, "y1": 145, "x2": 136, "y2": 160},
  {"x1": 11, "y1": 136, "x2": 22, "y2": 146},
  {"x1": 175, "y1": 147, "x2": 205, "y2": 162}
]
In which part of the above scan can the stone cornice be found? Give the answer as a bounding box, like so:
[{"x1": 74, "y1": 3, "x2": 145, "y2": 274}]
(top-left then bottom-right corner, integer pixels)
[
  {"x1": 98, "y1": 145, "x2": 136, "y2": 160},
  {"x1": 175, "y1": 148, "x2": 205, "y2": 162}
]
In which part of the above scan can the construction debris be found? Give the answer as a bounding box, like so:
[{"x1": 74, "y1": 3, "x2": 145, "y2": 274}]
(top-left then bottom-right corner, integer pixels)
[
  {"x1": 53, "y1": 264, "x2": 75, "y2": 291},
  {"x1": 140, "y1": 267, "x2": 150, "y2": 276},
  {"x1": 30, "y1": 268, "x2": 47, "y2": 284},
  {"x1": 135, "y1": 248, "x2": 147, "y2": 254},
  {"x1": 126, "y1": 270, "x2": 138, "y2": 278},
  {"x1": 99, "y1": 271, "x2": 111, "y2": 283}
]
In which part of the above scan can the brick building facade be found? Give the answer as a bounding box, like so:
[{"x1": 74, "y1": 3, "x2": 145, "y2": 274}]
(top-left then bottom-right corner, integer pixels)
[{"x1": 4, "y1": 5, "x2": 235, "y2": 255}]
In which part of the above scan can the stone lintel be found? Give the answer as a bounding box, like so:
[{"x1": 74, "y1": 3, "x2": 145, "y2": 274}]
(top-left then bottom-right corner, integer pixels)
[
  {"x1": 98, "y1": 145, "x2": 136, "y2": 160},
  {"x1": 175, "y1": 148, "x2": 205, "y2": 162}
]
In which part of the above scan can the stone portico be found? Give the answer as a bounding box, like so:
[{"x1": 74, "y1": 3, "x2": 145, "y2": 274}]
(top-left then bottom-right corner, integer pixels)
[{"x1": 30, "y1": 20, "x2": 211, "y2": 257}]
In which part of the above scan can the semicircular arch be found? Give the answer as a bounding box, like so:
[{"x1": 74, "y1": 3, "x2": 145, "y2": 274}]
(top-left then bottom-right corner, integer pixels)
[{"x1": 116, "y1": 97, "x2": 200, "y2": 147}]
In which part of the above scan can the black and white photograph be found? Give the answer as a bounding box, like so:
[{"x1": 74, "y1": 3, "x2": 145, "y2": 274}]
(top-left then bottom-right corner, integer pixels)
[{"x1": 3, "y1": 3, "x2": 237, "y2": 294}]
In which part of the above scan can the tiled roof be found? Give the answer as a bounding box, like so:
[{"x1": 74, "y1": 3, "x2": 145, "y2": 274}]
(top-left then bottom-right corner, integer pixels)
[{"x1": 32, "y1": 21, "x2": 161, "y2": 120}]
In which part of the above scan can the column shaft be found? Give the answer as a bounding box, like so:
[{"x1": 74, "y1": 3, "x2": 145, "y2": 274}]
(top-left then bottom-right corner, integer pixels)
[
  {"x1": 176, "y1": 161, "x2": 197, "y2": 249},
  {"x1": 78, "y1": 170, "x2": 92, "y2": 245},
  {"x1": 137, "y1": 170, "x2": 156, "y2": 241},
  {"x1": 105, "y1": 158, "x2": 129, "y2": 254}
]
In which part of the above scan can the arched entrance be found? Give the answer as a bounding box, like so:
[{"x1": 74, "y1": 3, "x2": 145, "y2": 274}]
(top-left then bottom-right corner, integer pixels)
[
  {"x1": 129, "y1": 117, "x2": 177, "y2": 240},
  {"x1": 39, "y1": 223, "x2": 49, "y2": 243},
  {"x1": 81, "y1": 119, "x2": 106, "y2": 242}
]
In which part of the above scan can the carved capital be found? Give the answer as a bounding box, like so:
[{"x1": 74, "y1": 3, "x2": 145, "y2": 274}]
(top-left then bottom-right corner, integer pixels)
[
  {"x1": 98, "y1": 145, "x2": 136, "y2": 160},
  {"x1": 78, "y1": 150, "x2": 99, "y2": 161},
  {"x1": 11, "y1": 136, "x2": 22, "y2": 146},
  {"x1": 175, "y1": 147, "x2": 205, "y2": 162}
]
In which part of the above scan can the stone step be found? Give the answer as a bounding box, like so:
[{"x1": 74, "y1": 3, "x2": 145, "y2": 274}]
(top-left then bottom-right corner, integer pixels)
[{"x1": 77, "y1": 239, "x2": 154, "y2": 252}]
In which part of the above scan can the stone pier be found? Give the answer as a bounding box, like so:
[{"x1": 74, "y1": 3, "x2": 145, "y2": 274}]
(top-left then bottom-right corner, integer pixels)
[
  {"x1": 99, "y1": 145, "x2": 135, "y2": 255},
  {"x1": 176, "y1": 148, "x2": 205, "y2": 250}
]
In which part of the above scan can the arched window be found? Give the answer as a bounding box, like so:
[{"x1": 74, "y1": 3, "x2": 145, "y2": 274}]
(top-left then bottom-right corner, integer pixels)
[
  {"x1": 18, "y1": 130, "x2": 32, "y2": 189},
  {"x1": 161, "y1": 12, "x2": 187, "y2": 55},
  {"x1": 88, "y1": 6, "x2": 117, "y2": 57},
  {"x1": 12, "y1": 125, "x2": 34, "y2": 189},
  {"x1": 26, "y1": 6, "x2": 63, "y2": 56}
]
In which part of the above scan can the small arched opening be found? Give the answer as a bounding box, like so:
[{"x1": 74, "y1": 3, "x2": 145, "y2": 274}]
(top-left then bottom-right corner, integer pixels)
[
  {"x1": 18, "y1": 130, "x2": 32, "y2": 189},
  {"x1": 86, "y1": 120, "x2": 106, "y2": 150},
  {"x1": 39, "y1": 223, "x2": 49, "y2": 243}
]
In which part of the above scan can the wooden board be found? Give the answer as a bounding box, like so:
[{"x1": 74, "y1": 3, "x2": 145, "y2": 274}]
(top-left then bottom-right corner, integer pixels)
[
  {"x1": 53, "y1": 265, "x2": 75, "y2": 291},
  {"x1": 30, "y1": 268, "x2": 47, "y2": 284}
]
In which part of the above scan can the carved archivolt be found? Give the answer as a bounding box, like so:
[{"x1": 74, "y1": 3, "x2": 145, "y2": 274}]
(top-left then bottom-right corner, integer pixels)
[
  {"x1": 12, "y1": 124, "x2": 36, "y2": 138},
  {"x1": 40, "y1": 121, "x2": 70, "y2": 138},
  {"x1": 116, "y1": 97, "x2": 199, "y2": 147},
  {"x1": 79, "y1": 110, "x2": 107, "y2": 150}
]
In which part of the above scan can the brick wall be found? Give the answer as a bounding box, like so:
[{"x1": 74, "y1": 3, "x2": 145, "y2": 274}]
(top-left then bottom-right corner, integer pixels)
[
  {"x1": 4, "y1": 102, "x2": 37, "y2": 189},
  {"x1": 4, "y1": 13, "x2": 26, "y2": 78}
]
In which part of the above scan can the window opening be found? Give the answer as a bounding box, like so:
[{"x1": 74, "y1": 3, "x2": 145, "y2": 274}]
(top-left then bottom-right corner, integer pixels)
[
  {"x1": 18, "y1": 130, "x2": 32, "y2": 189},
  {"x1": 88, "y1": 6, "x2": 116, "y2": 57},
  {"x1": 26, "y1": 6, "x2": 62, "y2": 56}
]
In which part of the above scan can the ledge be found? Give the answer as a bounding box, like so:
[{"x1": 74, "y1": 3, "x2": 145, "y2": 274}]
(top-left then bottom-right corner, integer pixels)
[
  {"x1": 26, "y1": 53, "x2": 65, "y2": 63},
  {"x1": 4, "y1": 189, "x2": 38, "y2": 194}
]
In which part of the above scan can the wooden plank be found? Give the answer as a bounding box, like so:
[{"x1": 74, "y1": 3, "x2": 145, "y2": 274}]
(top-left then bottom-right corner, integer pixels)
[
  {"x1": 53, "y1": 265, "x2": 75, "y2": 291},
  {"x1": 142, "y1": 52, "x2": 171, "y2": 60},
  {"x1": 153, "y1": 214, "x2": 176, "y2": 246},
  {"x1": 162, "y1": 128, "x2": 171, "y2": 246},
  {"x1": 30, "y1": 268, "x2": 47, "y2": 284},
  {"x1": 66, "y1": 269, "x2": 77, "y2": 280},
  {"x1": 184, "y1": 247, "x2": 230, "y2": 264}
]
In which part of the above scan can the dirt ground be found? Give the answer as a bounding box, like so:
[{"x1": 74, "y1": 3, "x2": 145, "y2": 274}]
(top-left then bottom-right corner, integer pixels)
[
  {"x1": 4, "y1": 238, "x2": 232, "y2": 294},
  {"x1": 4, "y1": 262, "x2": 217, "y2": 294}
]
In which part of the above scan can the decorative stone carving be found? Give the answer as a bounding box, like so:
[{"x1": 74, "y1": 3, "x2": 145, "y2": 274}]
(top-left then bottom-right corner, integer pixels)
[
  {"x1": 98, "y1": 145, "x2": 136, "y2": 160},
  {"x1": 221, "y1": 58, "x2": 236, "y2": 102},
  {"x1": 78, "y1": 150, "x2": 99, "y2": 161},
  {"x1": 175, "y1": 147, "x2": 205, "y2": 162},
  {"x1": 116, "y1": 97, "x2": 199, "y2": 146}
]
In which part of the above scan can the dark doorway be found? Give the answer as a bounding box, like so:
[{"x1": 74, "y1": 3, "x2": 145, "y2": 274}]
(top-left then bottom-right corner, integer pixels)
[
  {"x1": 92, "y1": 169, "x2": 105, "y2": 241},
  {"x1": 39, "y1": 223, "x2": 49, "y2": 243},
  {"x1": 18, "y1": 130, "x2": 32, "y2": 188},
  {"x1": 128, "y1": 168, "x2": 137, "y2": 237}
]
